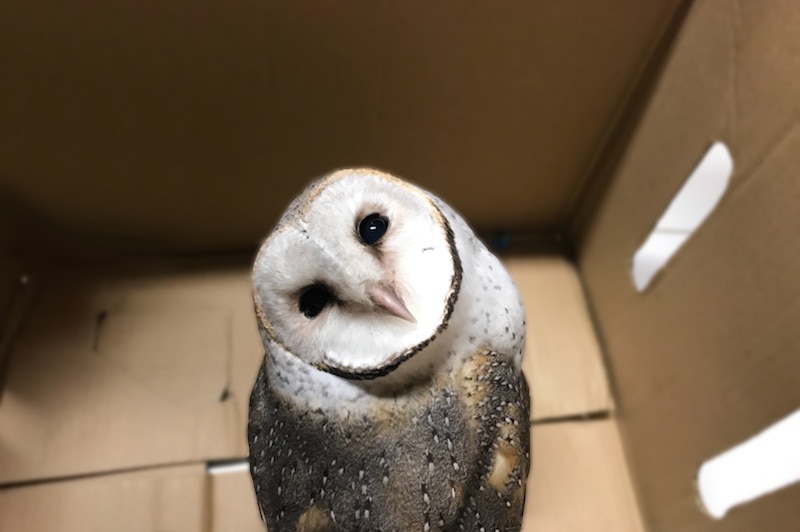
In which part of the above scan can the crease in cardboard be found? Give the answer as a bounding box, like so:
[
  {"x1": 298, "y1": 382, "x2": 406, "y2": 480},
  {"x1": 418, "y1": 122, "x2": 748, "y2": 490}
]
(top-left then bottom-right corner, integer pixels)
[
  {"x1": 566, "y1": 0, "x2": 697, "y2": 243},
  {"x1": 0, "y1": 459, "x2": 207, "y2": 491},
  {"x1": 531, "y1": 410, "x2": 610, "y2": 426},
  {"x1": 504, "y1": 256, "x2": 614, "y2": 420},
  {"x1": 0, "y1": 464, "x2": 210, "y2": 532},
  {"x1": 560, "y1": 0, "x2": 694, "y2": 233},
  {"x1": 721, "y1": 0, "x2": 800, "y2": 188}
]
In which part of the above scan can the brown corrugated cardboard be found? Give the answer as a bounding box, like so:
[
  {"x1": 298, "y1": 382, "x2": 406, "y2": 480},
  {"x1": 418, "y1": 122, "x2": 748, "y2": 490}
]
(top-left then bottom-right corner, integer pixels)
[
  {"x1": 0, "y1": 269, "x2": 263, "y2": 484},
  {"x1": 0, "y1": 1, "x2": 684, "y2": 253},
  {"x1": 524, "y1": 420, "x2": 644, "y2": 532},
  {"x1": 0, "y1": 261, "x2": 31, "y2": 398},
  {"x1": 1, "y1": 0, "x2": 798, "y2": 530},
  {"x1": 505, "y1": 256, "x2": 612, "y2": 420},
  {"x1": 0, "y1": 258, "x2": 634, "y2": 528},
  {"x1": 0, "y1": 261, "x2": 23, "y2": 338},
  {"x1": 0, "y1": 258, "x2": 610, "y2": 483},
  {"x1": 0, "y1": 262, "x2": 17, "y2": 325},
  {"x1": 211, "y1": 469, "x2": 266, "y2": 532},
  {"x1": 0, "y1": 465, "x2": 208, "y2": 532},
  {"x1": 581, "y1": 0, "x2": 800, "y2": 530}
]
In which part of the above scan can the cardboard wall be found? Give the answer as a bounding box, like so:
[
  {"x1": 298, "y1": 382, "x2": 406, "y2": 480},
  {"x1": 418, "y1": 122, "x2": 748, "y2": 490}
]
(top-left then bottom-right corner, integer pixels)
[
  {"x1": 0, "y1": 465, "x2": 208, "y2": 532},
  {"x1": 581, "y1": 0, "x2": 800, "y2": 530},
  {"x1": 0, "y1": 260, "x2": 30, "y2": 393},
  {"x1": 506, "y1": 257, "x2": 612, "y2": 419},
  {"x1": 0, "y1": 267, "x2": 263, "y2": 484},
  {"x1": 0, "y1": 0, "x2": 683, "y2": 254},
  {"x1": 0, "y1": 257, "x2": 612, "y2": 482},
  {"x1": 3, "y1": 1, "x2": 798, "y2": 530},
  {"x1": 0, "y1": 257, "x2": 646, "y2": 531},
  {"x1": 0, "y1": 262, "x2": 19, "y2": 337}
]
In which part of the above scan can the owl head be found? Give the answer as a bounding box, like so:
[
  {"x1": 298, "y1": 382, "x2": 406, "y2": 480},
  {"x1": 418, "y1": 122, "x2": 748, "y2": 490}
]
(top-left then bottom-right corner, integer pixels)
[{"x1": 253, "y1": 169, "x2": 462, "y2": 380}]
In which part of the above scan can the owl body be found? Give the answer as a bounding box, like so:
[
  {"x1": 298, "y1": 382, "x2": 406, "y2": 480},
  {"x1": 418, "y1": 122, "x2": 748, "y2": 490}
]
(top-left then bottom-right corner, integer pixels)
[{"x1": 248, "y1": 169, "x2": 530, "y2": 531}]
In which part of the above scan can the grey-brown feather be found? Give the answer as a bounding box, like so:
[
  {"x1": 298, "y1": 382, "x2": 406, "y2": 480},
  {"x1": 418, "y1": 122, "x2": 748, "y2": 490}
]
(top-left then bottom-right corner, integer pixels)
[{"x1": 248, "y1": 349, "x2": 531, "y2": 532}]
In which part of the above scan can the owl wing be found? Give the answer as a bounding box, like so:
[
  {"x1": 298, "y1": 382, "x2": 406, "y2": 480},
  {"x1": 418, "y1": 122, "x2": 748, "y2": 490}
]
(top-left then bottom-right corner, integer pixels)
[
  {"x1": 457, "y1": 348, "x2": 532, "y2": 531},
  {"x1": 247, "y1": 360, "x2": 270, "y2": 524},
  {"x1": 247, "y1": 359, "x2": 350, "y2": 532}
]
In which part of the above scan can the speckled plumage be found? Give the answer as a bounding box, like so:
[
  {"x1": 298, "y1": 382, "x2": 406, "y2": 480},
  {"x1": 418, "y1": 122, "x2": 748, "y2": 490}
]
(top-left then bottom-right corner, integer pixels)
[{"x1": 248, "y1": 169, "x2": 531, "y2": 531}]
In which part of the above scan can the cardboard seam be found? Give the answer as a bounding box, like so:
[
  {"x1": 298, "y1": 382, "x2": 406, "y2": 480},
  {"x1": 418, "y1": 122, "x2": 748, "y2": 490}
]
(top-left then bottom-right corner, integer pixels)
[
  {"x1": 570, "y1": 261, "x2": 617, "y2": 415},
  {"x1": 557, "y1": 0, "x2": 693, "y2": 226},
  {"x1": 605, "y1": 417, "x2": 651, "y2": 532},
  {"x1": 0, "y1": 459, "x2": 221, "y2": 491},
  {"x1": 531, "y1": 410, "x2": 610, "y2": 426},
  {"x1": 738, "y1": 120, "x2": 800, "y2": 191},
  {"x1": 202, "y1": 469, "x2": 215, "y2": 532},
  {"x1": 576, "y1": 267, "x2": 654, "y2": 531},
  {"x1": 566, "y1": 0, "x2": 698, "y2": 248}
]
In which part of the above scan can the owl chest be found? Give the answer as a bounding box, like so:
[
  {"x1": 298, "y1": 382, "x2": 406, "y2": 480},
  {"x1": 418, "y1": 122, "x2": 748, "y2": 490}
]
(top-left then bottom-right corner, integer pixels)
[
  {"x1": 249, "y1": 379, "x2": 485, "y2": 530},
  {"x1": 248, "y1": 348, "x2": 530, "y2": 532}
]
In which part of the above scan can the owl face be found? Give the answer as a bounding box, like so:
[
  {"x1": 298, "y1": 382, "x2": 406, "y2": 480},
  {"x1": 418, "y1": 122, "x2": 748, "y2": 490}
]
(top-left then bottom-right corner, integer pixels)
[{"x1": 253, "y1": 169, "x2": 461, "y2": 379}]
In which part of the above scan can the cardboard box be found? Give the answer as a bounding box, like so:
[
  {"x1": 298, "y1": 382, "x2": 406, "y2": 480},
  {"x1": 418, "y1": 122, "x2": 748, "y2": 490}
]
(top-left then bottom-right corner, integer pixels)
[
  {"x1": 0, "y1": 258, "x2": 641, "y2": 531},
  {"x1": 0, "y1": 465, "x2": 209, "y2": 532},
  {"x1": 1, "y1": 0, "x2": 798, "y2": 530},
  {"x1": 580, "y1": 0, "x2": 800, "y2": 529}
]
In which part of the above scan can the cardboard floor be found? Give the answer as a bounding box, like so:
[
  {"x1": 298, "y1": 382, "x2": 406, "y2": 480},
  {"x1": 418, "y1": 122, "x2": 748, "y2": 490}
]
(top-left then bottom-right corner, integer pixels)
[{"x1": 0, "y1": 257, "x2": 643, "y2": 531}]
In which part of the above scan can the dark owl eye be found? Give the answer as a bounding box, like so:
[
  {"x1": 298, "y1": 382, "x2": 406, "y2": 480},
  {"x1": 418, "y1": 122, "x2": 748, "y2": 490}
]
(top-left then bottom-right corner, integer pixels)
[
  {"x1": 358, "y1": 213, "x2": 389, "y2": 246},
  {"x1": 298, "y1": 284, "x2": 333, "y2": 318}
]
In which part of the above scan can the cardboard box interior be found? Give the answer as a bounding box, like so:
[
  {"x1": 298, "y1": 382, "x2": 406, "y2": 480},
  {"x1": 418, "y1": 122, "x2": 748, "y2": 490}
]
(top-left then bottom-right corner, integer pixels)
[
  {"x1": 0, "y1": 257, "x2": 644, "y2": 531},
  {"x1": 0, "y1": 465, "x2": 209, "y2": 532},
  {"x1": 580, "y1": 0, "x2": 800, "y2": 530},
  {"x1": 2, "y1": 0, "x2": 799, "y2": 531}
]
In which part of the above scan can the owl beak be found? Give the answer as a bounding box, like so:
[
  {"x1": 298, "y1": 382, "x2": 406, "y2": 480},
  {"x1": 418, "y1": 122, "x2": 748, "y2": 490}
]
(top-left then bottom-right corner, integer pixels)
[{"x1": 368, "y1": 285, "x2": 416, "y2": 324}]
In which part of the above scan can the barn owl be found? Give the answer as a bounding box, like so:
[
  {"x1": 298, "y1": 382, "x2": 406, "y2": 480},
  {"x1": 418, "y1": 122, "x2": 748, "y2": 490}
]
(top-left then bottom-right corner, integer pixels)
[{"x1": 248, "y1": 168, "x2": 530, "y2": 531}]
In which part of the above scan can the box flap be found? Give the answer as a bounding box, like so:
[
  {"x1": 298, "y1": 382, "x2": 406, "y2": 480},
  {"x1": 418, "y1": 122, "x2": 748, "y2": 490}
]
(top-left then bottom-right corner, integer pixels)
[
  {"x1": 0, "y1": 1, "x2": 683, "y2": 254},
  {"x1": 0, "y1": 464, "x2": 208, "y2": 532},
  {"x1": 505, "y1": 257, "x2": 612, "y2": 420},
  {"x1": 581, "y1": 0, "x2": 800, "y2": 529},
  {"x1": 0, "y1": 268, "x2": 263, "y2": 484}
]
